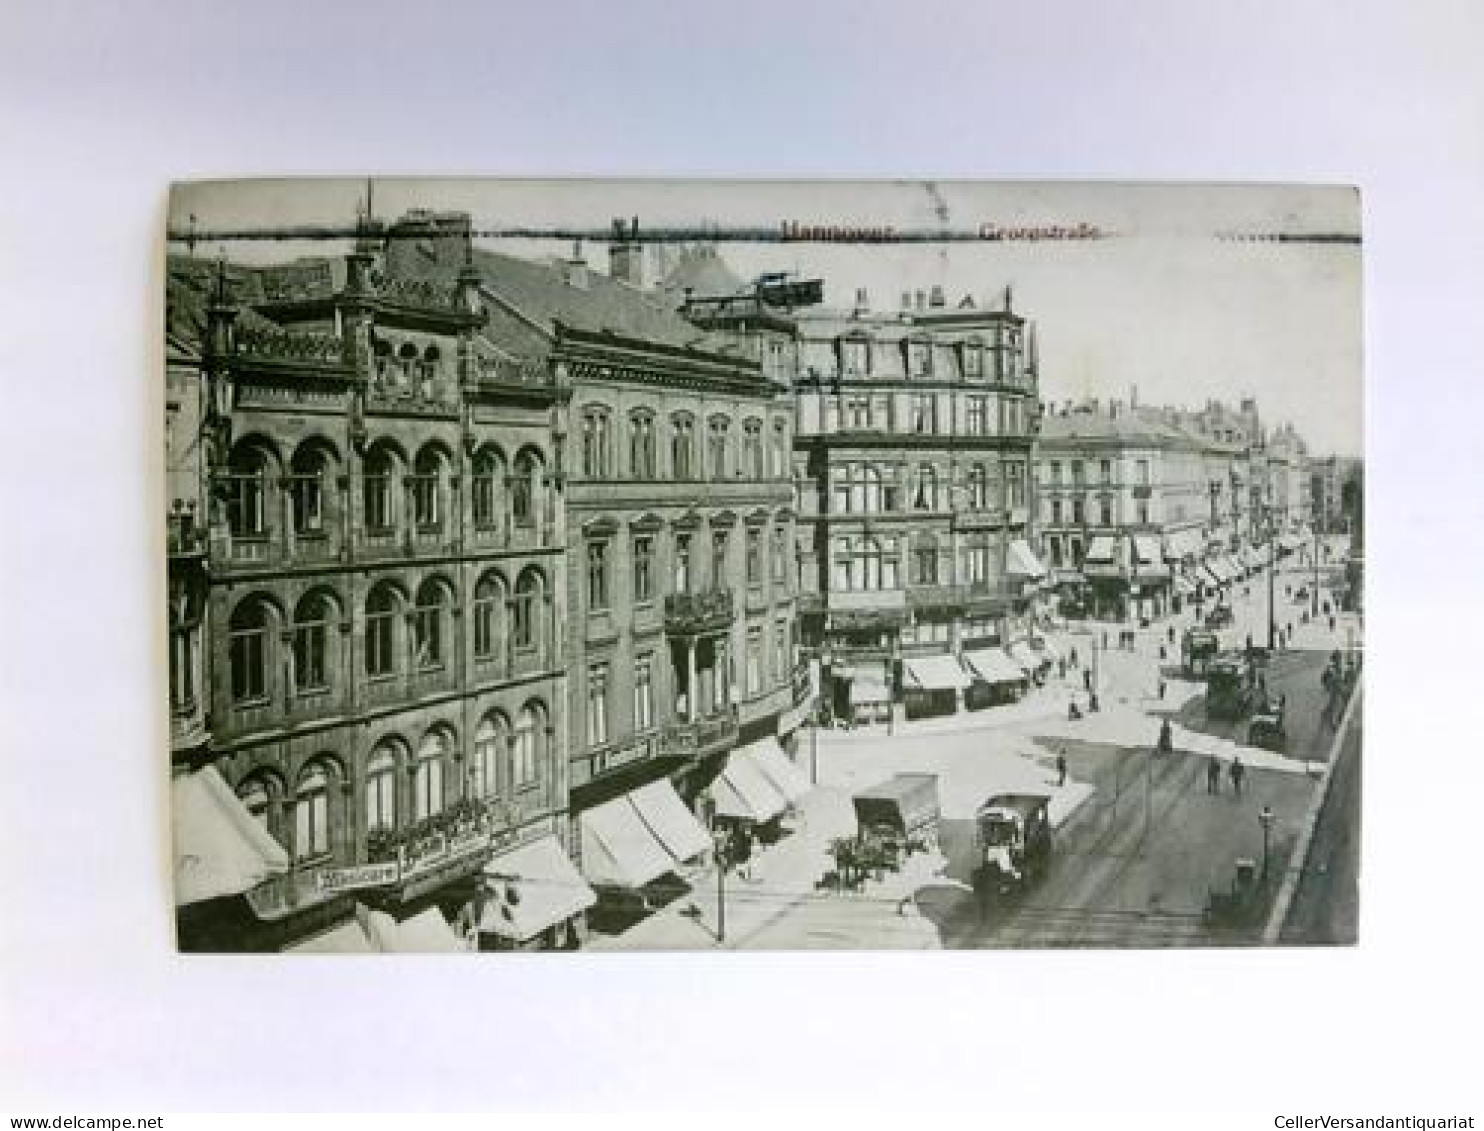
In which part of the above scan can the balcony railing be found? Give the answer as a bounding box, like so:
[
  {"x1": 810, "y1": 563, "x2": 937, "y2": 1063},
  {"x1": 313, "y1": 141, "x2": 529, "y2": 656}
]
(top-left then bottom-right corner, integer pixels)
[
  {"x1": 664, "y1": 588, "x2": 735, "y2": 635},
  {"x1": 661, "y1": 705, "x2": 739, "y2": 761},
  {"x1": 235, "y1": 326, "x2": 343, "y2": 365}
]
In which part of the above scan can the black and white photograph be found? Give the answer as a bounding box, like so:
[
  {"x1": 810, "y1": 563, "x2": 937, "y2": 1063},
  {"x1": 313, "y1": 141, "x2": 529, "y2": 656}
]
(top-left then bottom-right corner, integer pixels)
[{"x1": 167, "y1": 179, "x2": 1363, "y2": 953}]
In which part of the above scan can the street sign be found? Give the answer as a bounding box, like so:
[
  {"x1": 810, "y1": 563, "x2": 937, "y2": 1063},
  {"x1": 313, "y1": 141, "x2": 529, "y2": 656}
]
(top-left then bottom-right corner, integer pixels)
[{"x1": 314, "y1": 862, "x2": 400, "y2": 894}]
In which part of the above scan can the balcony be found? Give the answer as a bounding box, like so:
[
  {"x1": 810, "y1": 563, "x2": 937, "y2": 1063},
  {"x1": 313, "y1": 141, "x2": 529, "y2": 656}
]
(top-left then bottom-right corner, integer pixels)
[
  {"x1": 661, "y1": 705, "x2": 739, "y2": 762},
  {"x1": 664, "y1": 588, "x2": 735, "y2": 636}
]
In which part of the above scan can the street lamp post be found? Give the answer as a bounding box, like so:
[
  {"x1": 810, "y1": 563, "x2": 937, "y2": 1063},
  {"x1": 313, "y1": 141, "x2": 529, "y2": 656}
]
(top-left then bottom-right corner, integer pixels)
[
  {"x1": 713, "y1": 828, "x2": 730, "y2": 944},
  {"x1": 1267, "y1": 510, "x2": 1277, "y2": 652},
  {"x1": 1259, "y1": 805, "x2": 1275, "y2": 883}
]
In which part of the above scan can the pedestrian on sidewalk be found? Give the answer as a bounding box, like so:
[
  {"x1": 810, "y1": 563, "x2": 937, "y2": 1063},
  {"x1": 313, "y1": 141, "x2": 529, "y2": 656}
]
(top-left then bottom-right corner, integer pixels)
[
  {"x1": 1070, "y1": 646, "x2": 1079, "y2": 668},
  {"x1": 1207, "y1": 757, "x2": 1221, "y2": 794},
  {"x1": 1158, "y1": 677, "x2": 1167, "y2": 700},
  {"x1": 1084, "y1": 669, "x2": 1092, "y2": 692},
  {"x1": 1168, "y1": 625, "x2": 1176, "y2": 645},
  {"x1": 1056, "y1": 751, "x2": 1068, "y2": 787},
  {"x1": 1157, "y1": 718, "x2": 1173, "y2": 754},
  {"x1": 1229, "y1": 757, "x2": 1246, "y2": 797}
]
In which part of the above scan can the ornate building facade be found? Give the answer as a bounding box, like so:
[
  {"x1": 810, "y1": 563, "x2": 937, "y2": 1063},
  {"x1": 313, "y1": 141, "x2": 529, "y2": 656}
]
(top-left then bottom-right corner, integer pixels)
[{"x1": 167, "y1": 226, "x2": 574, "y2": 951}]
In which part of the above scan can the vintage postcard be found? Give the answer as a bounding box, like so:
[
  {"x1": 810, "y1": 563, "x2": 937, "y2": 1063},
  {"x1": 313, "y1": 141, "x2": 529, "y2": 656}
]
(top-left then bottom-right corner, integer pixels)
[{"x1": 165, "y1": 179, "x2": 1362, "y2": 952}]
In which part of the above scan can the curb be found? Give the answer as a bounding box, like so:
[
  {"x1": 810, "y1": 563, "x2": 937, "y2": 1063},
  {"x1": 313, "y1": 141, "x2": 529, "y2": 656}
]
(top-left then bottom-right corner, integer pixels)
[{"x1": 1261, "y1": 675, "x2": 1362, "y2": 944}]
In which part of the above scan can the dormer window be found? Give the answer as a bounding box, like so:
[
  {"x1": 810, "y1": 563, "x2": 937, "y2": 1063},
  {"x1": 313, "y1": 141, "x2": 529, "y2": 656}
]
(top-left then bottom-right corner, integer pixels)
[
  {"x1": 907, "y1": 340, "x2": 931, "y2": 378},
  {"x1": 840, "y1": 338, "x2": 868, "y2": 376},
  {"x1": 962, "y1": 342, "x2": 983, "y2": 378}
]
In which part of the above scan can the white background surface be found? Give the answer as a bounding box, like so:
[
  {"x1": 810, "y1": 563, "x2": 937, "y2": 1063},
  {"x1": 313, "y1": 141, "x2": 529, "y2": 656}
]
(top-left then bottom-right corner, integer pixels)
[{"x1": 1, "y1": 0, "x2": 1481, "y2": 1114}]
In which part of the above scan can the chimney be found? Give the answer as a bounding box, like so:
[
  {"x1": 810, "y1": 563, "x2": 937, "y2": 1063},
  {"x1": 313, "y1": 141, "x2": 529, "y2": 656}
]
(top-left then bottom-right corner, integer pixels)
[
  {"x1": 854, "y1": 287, "x2": 870, "y2": 312},
  {"x1": 608, "y1": 216, "x2": 643, "y2": 288},
  {"x1": 1130, "y1": 383, "x2": 1139, "y2": 408},
  {"x1": 914, "y1": 290, "x2": 926, "y2": 311},
  {"x1": 928, "y1": 284, "x2": 945, "y2": 308},
  {"x1": 562, "y1": 240, "x2": 589, "y2": 290},
  {"x1": 901, "y1": 291, "x2": 913, "y2": 311}
]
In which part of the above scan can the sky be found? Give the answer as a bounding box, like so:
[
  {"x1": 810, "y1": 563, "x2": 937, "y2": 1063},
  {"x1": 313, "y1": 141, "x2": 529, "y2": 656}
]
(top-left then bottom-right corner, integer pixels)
[{"x1": 171, "y1": 179, "x2": 1363, "y2": 455}]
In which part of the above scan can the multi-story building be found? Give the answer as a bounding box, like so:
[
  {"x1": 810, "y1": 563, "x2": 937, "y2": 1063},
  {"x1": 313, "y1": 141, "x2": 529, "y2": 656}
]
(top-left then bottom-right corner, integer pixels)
[
  {"x1": 167, "y1": 223, "x2": 579, "y2": 952},
  {"x1": 1038, "y1": 401, "x2": 1191, "y2": 621},
  {"x1": 781, "y1": 286, "x2": 1045, "y2": 721},
  {"x1": 382, "y1": 215, "x2": 810, "y2": 915}
]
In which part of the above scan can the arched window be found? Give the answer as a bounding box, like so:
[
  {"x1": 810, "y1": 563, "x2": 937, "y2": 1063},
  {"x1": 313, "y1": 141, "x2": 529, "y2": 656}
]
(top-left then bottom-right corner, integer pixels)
[
  {"x1": 580, "y1": 407, "x2": 611, "y2": 479},
  {"x1": 671, "y1": 415, "x2": 695, "y2": 480},
  {"x1": 228, "y1": 597, "x2": 271, "y2": 703},
  {"x1": 513, "y1": 568, "x2": 541, "y2": 651},
  {"x1": 472, "y1": 572, "x2": 505, "y2": 661},
  {"x1": 673, "y1": 530, "x2": 692, "y2": 594},
  {"x1": 742, "y1": 419, "x2": 764, "y2": 480},
  {"x1": 372, "y1": 339, "x2": 393, "y2": 387},
  {"x1": 363, "y1": 446, "x2": 397, "y2": 531},
  {"x1": 397, "y1": 342, "x2": 418, "y2": 388},
  {"x1": 630, "y1": 412, "x2": 656, "y2": 479},
  {"x1": 511, "y1": 450, "x2": 539, "y2": 527},
  {"x1": 513, "y1": 705, "x2": 542, "y2": 788},
  {"x1": 411, "y1": 446, "x2": 443, "y2": 528},
  {"x1": 365, "y1": 743, "x2": 399, "y2": 832},
  {"x1": 413, "y1": 731, "x2": 448, "y2": 821},
  {"x1": 707, "y1": 417, "x2": 729, "y2": 480},
  {"x1": 471, "y1": 716, "x2": 504, "y2": 801},
  {"x1": 225, "y1": 442, "x2": 272, "y2": 537},
  {"x1": 365, "y1": 583, "x2": 401, "y2": 678},
  {"x1": 292, "y1": 591, "x2": 334, "y2": 693},
  {"x1": 237, "y1": 776, "x2": 272, "y2": 829},
  {"x1": 289, "y1": 443, "x2": 331, "y2": 535},
  {"x1": 472, "y1": 447, "x2": 503, "y2": 529},
  {"x1": 770, "y1": 420, "x2": 788, "y2": 479},
  {"x1": 294, "y1": 761, "x2": 332, "y2": 861},
  {"x1": 411, "y1": 578, "x2": 447, "y2": 670}
]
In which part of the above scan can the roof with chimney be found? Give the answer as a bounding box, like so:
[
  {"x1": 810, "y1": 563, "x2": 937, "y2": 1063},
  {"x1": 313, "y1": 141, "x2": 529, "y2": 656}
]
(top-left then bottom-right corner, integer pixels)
[{"x1": 651, "y1": 244, "x2": 747, "y2": 309}]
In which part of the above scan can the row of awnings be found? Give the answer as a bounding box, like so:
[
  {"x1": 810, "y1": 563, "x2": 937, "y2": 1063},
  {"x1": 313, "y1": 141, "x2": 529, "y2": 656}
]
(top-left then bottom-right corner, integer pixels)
[
  {"x1": 906, "y1": 641, "x2": 1053, "y2": 689},
  {"x1": 178, "y1": 737, "x2": 815, "y2": 951}
]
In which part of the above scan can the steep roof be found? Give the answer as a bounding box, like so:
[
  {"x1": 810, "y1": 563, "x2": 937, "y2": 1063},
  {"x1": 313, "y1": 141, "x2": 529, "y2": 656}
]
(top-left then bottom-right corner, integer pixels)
[
  {"x1": 1039, "y1": 406, "x2": 1194, "y2": 447},
  {"x1": 470, "y1": 248, "x2": 743, "y2": 357},
  {"x1": 164, "y1": 255, "x2": 286, "y2": 349}
]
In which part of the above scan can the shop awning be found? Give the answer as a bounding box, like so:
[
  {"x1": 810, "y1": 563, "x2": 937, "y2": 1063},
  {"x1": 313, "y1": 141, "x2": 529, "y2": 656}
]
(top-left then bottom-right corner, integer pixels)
[
  {"x1": 1007, "y1": 539, "x2": 1048, "y2": 579},
  {"x1": 740, "y1": 738, "x2": 812, "y2": 806},
  {"x1": 712, "y1": 749, "x2": 790, "y2": 824},
  {"x1": 285, "y1": 921, "x2": 377, "y2": 954},
  {"x1": 963, "y1": 648, "x2": 1028, "y2": 684},
  {"x1": 1084, "y1": 534, "x2": 1118, "y2": 564},
  {"x1": 173, "y1": 765, "x2": 290, "y2": 907},
  {"x1": 629, "y1": 780, "x2": 713, "y2": 865},
  {"x1": 1006, "y1": 642, "x2": 1042, "y2": 672},
  {"x1": 848, "y1": 671, "x2": 890, "y2": 705},
  {"x1": 363, "y1": 906, "x2": 466, "y2": 953},
  {"x1": 480, "y1": 834, "x2": 597, "y2": 943},
  {"x1": 904, "y1": 653, "x2": 973, "y2": 692},
  {"x1": 1132, "y1": 536, "x2": 1163, "y2": 566},
  {"x1": 579, "y1": 795, "x2": 676, "y2": 889}
]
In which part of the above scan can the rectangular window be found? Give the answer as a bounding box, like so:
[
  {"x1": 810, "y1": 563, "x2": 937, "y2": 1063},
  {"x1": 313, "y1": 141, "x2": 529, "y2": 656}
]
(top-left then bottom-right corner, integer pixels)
[
  {"x1": 1099, "y1": 498, "x2": 1113, "y2": 526},
  {"x1": 1137, "y1": 500, "x2": 1150, "y2": 525},
  {"x1": 711, "y1": 529, "x2": 729, "y2": 589},
  {"x1": 746, "y1": 528, "x2": 762, "y2": 586},
  {"x1": 771, "y1": 528, "x2": 787, "y2": 585},
  {"x1": 290, "y1": 475, "x2": 323, "y2": 535},
  {"x1": 229, "y1": 629, "x2": 265, "y2": 702},
  {"x1": 633, "y1": 535, "x2": 654, "y2": 603},
  {"x1": 363, "y1": 474, "x2": 391, "y2": 530},
  {"x1": 1051, "y1": 499, "x2": 1064, "y2": 525},
  {"x1": 963, "y1": 344, "x2": 982, "y2": 378},
  {"x1": 914, "y1": 544, "x2": 937, "y2": 585},
  {"x1": 1071, "y1": 461, "x2": 1085, "y2": 488},
  {"x1": 634, "y1": 655, "x2": 654, "y2": 731},
  {"x1": 294, "y1": 790, "x2": 328, "y2": 861},
  {"x1": 587, "y1": 540, "x2": 609, "y2": 611},
  {"x1": 1050, "y1": 461, "x2": 1062, "y2": 486},
  {"x1": 966, "y1": 397, "x2": 986, "y2": 435},
  {"x1": 1048, "y1": 536, "x2": 1063, "y2": 568},
  {"x1": 1137, "y1": 459, "x2": 1150, "y2": 486},
  {"x1": 587, "y1": 663, "x2": 609, "y2": 748},
  {"x1": 293, "y1": 621, "x2": 327, "y2": 692},
  {"x1": 365, "y1": 611, "x2": 394, "y2": 676},
  {"x1": 746, "y1": 629, "x2": 762, "y2": 696},
  {"x1": 1072, "y1": 498, "x2": 1085, "y2": 525},
  {"x1": 674, "y1": 532, "x2": 692, "y2": 593},
  {"x1": 1100, "y1": 459, "x2": 1113, "y2": 485}
]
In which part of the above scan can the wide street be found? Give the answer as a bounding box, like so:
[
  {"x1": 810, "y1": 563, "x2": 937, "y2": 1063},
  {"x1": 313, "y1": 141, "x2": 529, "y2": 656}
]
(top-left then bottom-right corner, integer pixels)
[{"x1": 592, "y1": 543, "x2": 1362, "y2": 951}]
